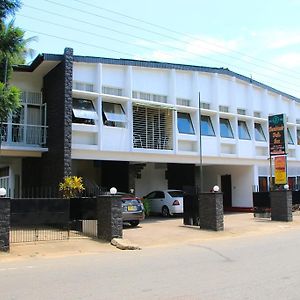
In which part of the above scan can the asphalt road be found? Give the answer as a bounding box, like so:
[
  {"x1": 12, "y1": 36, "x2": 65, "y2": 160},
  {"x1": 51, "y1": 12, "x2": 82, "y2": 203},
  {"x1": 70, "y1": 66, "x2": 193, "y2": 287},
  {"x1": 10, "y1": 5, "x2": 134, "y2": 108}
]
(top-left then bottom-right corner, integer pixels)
[{"x1": 1, "y1": 228, "x2": 300, "y2": 300}]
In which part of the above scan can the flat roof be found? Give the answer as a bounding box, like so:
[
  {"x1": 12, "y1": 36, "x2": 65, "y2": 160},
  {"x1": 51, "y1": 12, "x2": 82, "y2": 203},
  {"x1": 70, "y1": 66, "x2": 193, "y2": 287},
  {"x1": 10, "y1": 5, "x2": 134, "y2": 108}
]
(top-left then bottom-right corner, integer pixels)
[{"x1": 13, "y1": 49, "x2": 300, "y2": 102}]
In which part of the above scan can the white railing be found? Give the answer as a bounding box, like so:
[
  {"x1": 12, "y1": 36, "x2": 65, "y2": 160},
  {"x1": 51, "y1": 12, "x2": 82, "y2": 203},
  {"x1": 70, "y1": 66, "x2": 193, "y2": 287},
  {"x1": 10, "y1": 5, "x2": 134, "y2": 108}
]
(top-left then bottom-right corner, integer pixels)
[{"x1": 1, "y1": 123, "x2": 47, "y2": 146}]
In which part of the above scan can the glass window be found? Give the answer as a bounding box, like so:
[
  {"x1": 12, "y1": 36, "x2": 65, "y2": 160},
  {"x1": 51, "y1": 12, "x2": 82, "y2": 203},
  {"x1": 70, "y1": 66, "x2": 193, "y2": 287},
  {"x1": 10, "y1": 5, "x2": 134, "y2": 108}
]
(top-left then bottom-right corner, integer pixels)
[
  {"x1": 287, "y1": 128, "x2": 294, "y2": 145},
  {"x1": 297, "y1": 129, "x2": 300, "y2": 145},
  {"x1": 177, "y1": 112, "x2": 195, "y2": 134},
  {"x1": 72, "y1": 98, "x2": 98, "y2": 125},
  {"x1": 102, "y1": 102, "x2": 126, "y2": 127},
  {"x1": 219, "y1": 118, "x2": 234, "y2": 138},
  {"x1": 238, "y1": 120, "x2": 251, "y2": 140},
  {"x1": 201, "y1": 115, "x2": 215, "y2": 136},
  {"x1": 254, "y1": 123, "x2": 266, "y2": 141}
]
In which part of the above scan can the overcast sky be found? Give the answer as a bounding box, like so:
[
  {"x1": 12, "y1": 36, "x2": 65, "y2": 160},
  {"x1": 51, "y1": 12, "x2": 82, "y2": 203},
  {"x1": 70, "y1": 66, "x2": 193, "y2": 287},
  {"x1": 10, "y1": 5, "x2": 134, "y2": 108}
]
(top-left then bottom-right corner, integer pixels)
[{"x1": 14, "y1": 0, "x2": 300, "y2": 97}]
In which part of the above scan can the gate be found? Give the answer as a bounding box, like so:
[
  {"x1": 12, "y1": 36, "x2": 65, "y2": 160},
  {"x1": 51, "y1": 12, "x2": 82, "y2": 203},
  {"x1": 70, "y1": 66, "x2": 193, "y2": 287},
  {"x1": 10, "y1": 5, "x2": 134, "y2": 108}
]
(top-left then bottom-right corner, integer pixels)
[{"x1": 10, "y1": 198, "x2": 70, "y2": 243}]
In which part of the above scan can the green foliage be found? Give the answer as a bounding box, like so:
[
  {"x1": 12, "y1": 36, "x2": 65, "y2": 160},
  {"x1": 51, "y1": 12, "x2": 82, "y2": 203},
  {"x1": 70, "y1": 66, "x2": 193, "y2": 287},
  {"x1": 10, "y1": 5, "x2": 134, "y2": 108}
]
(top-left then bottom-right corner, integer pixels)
[
  {"x1": 0, "y1": 0, "x2": 21, "y2": 20},
  {"x1": 142, "y1": 197, "x2": 151, "y2": 217},
  {"x1": 0, "y1": 81, "x2": 21, "y2": 123},
  {"x1": 59, "y1": 176, "x2": 85, "y2": 199}
]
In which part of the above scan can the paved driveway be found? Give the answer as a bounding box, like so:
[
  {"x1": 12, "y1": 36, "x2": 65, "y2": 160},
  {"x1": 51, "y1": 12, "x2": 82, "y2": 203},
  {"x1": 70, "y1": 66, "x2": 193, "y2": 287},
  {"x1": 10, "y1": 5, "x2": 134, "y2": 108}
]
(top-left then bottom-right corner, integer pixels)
[
  {"x1": 123, "y1": 213, "x2": 300, "y2": 248},
  {"x1": 2, "y1": 213, "x2": 300, "y2": 261}
]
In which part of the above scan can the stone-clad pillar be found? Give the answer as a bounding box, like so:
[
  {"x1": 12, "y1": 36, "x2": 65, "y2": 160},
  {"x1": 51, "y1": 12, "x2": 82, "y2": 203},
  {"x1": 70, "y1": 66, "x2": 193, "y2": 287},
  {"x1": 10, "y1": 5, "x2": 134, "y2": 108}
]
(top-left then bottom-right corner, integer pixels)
[
  {"x1": 0, "y1": 198, "x2": 10, "y2": 252},
  {"x1": 97, "y1": 195, "x2": 123, "y2": 241},
  {"x1": 199, "y1": 192, "x2": 224, "y2": 231},
  {"x1": 270, "y1": 190, "x2": 293, "y2": 222}
]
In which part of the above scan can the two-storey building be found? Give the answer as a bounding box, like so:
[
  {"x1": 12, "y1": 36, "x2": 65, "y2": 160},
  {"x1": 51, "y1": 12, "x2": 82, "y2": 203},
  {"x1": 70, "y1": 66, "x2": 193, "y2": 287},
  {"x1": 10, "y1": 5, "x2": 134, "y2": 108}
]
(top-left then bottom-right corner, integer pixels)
[{"x1": 2, "y1": 48, "x2": 300, "y2": 209}]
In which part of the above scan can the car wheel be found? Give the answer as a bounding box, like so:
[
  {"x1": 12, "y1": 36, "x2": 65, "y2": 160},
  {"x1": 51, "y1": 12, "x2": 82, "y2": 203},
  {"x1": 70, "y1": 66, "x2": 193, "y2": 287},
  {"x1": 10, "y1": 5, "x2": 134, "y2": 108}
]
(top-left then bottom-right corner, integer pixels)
[
  {"x1": 130, "y1": 220, "x2": 139, "y2": 227},
  {"x1": 162, "y1": 206, "x2": 170, "y2": 217}
]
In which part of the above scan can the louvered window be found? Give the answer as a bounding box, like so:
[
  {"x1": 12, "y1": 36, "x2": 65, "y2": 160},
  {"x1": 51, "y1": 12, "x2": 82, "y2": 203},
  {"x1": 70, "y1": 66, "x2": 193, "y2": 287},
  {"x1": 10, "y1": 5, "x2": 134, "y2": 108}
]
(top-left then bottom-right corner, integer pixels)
[
  {"x1": 102, "y1": 86, "x2": 123, "y2": 96},
  {"x1": 219, "y1": 105, "x2": 229, "y2": 113},
  {"x1": 73, "y1": 81, "x2": 94, "y2": 92},
  {"x1": 133, "y1": 105, "x2": 173, "y2": 150},
  {"x1": 177, "y1": 98, "x2": 191, "y2": 106},
  {"x1": 200, "y1": 102, "x2": 210, "y2": 109},
  {"x1": 132, "y1": 91, "x2": 167, "y2": 103}
]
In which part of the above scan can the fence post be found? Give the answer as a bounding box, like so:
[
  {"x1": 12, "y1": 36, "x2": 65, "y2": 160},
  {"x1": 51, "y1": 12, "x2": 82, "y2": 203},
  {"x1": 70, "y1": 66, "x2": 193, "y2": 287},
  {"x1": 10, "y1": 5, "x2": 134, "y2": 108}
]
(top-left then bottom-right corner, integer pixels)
[
  {"x1": 270, "y1": 190, "x2": 293, "y2": 222},
  {"x1": 96, "y1": 195, "x2": 123, "y2": 241},
  {"x1": 199, "y1": 192, "x2": 224, "y2": 231},
  {"x1": 0, "y1": 197, "x2": 10, "y2": 252}
]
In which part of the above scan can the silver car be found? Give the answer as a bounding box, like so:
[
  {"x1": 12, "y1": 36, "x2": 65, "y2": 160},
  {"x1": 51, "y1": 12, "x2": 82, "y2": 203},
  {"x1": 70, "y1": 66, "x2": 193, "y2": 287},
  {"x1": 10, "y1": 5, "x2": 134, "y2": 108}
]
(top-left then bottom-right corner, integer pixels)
[{"x1": 121, "y1": 194, "x2": 145, "y2": 227}]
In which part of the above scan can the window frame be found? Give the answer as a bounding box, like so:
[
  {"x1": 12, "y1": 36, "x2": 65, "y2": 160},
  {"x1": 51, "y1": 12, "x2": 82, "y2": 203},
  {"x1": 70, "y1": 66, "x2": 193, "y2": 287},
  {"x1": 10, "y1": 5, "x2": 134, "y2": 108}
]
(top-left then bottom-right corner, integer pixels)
[
  {"x1": 219, "y1": 118, "x2": 234, "y2": 138},
  {"x1": 238, "y1": 120, "x2": 251, "y2": 140},
  {"x1": 102, "y1": 102, "x2": 127, "y2": 128},
  {"x1": 72, "y1": 98, "x2": 98, "y2": 125},
  {"x1": 177, "y1": 112, "x2": 195, "y2": 135},
  {"x1": 287, "y1": 128, "x2": 294, "y2": 145},
  {"x1": 201, "y1": 115, "x2": 215, "y2": 136},
  {"x1": 254, "y1": 123, "x2": 266, "y2": 141}
]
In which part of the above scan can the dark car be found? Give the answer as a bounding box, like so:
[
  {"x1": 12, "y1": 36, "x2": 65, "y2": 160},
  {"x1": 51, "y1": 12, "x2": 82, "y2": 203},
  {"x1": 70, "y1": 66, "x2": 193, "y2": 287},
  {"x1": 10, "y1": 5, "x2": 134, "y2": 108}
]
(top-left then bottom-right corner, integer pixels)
[{"x1": 121, "y1": 194, "x2": 145, "y2": 227}]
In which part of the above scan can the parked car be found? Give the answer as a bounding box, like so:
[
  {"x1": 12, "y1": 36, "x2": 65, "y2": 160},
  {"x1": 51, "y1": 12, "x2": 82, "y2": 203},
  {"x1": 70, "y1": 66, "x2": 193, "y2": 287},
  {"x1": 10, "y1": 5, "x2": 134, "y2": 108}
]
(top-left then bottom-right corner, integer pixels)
[
  {"x1": 143, "y1": 190, "x2": 185, "y2": 217},
  {"x1": 121, "y1": 193, "x2": 145, "y2": 227}
]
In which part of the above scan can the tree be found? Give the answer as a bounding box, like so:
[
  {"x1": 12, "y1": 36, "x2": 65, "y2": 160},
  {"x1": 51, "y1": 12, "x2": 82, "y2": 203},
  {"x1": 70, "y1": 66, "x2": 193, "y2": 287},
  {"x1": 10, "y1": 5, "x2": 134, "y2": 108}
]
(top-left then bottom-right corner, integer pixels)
[
  {"x1": 0, "y1": 0, "x2": 20, "y2": 20},
  {"x1": 0, "y1": 1, "x2": 34, "y2": 147}
]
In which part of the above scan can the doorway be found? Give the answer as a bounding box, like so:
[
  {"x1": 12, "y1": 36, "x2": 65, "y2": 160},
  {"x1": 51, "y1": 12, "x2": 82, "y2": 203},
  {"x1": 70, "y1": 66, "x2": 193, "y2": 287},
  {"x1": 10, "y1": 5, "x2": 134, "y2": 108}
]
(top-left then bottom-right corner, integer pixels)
[{"x1": 221, "y1": 174, "x2": 232, "y2": 208}]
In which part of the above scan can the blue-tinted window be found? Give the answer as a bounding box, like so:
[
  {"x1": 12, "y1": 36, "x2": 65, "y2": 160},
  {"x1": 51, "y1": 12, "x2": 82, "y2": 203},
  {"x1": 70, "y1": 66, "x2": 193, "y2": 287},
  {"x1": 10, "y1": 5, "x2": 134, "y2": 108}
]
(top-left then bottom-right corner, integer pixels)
[
  {"x1": 254, "y1": 123, "x2": 266, "y2": 141},
  {"x1": 177, "y1": 112, "x2": 195, "y2": 134},
  {"x1": 220, "y1": 118, "x2": 234, "y2": 138},
  {"x1": 201, "y1": 115, "x2": 215, "y2": 136},
  {"x1": 238, "y1": 120, "x2": 251, "y2": 140}
]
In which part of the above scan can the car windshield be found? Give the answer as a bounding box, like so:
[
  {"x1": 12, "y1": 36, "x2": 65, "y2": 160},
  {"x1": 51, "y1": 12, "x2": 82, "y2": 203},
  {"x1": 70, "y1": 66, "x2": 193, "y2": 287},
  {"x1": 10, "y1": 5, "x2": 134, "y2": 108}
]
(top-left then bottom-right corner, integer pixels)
[
  {"x1": 122, "y1": 199, "x2": 140, "y2": 205},
  {"x1": 168, "y1": 191, "x2": 184, "y2": 198}
]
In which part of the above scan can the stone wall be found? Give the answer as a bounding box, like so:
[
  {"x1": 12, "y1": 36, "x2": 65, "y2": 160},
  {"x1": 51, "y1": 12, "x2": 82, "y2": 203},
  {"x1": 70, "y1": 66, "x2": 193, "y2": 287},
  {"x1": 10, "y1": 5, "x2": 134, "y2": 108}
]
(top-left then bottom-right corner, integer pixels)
[
  {"x1": 41, "y1": 48, "x2": 73, "y2": 187},
  {"x1": 270, "y1": 190, "x2": 293, "y2": 222},
  {"x1": 97, "y1": 195, "x2": 123, "y2": 241},
  {"x1": 199, "y1": 192, "x2": 224, "y2": 231},
  {"x1": 0, "y1": 198, "x2": 10, "y2": 252}
]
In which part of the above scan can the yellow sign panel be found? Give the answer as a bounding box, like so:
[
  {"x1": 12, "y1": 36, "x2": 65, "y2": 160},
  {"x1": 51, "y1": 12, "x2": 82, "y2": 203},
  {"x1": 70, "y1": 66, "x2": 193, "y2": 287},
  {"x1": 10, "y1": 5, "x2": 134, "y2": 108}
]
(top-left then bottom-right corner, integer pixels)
[{"x1": 274, "y1": 156, "x2": 287, "y2": 185}]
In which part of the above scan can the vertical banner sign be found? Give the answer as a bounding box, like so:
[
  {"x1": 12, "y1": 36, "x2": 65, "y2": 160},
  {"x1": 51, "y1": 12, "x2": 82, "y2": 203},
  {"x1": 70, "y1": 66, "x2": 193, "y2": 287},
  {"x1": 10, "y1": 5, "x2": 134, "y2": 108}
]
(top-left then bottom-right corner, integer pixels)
[
  {"x1": 268, "y1": 114, "x2": 287, "y2": 156},
  {"x1": 274, "y1": 156, "x2": 287, "y2": 184}
]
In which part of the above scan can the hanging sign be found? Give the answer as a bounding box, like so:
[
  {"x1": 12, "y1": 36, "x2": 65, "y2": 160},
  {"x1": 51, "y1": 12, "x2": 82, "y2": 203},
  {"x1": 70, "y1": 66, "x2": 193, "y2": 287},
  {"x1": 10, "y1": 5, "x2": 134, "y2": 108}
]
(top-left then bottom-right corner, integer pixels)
[
  {"x1": 268, "y1": 114, "x2": 287, "y2": 156},
  {"x1": 274, "y1": 156, "x2": 287, "y2": 185}
]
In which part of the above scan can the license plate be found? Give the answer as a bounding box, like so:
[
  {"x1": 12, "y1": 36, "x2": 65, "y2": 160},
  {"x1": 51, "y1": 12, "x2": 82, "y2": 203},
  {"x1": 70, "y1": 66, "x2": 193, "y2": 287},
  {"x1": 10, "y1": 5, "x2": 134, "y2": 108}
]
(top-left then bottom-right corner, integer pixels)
[{"x1": 127, "y1": 205, "x2": 137, "y2": 212}]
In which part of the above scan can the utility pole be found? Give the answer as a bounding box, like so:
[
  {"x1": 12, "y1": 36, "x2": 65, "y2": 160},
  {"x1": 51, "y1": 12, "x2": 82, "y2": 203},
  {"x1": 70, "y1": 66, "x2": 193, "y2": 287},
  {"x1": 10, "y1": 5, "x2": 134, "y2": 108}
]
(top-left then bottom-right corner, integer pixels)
[{"x1": 198, "y1": 92, "x2": 203, "y2": 193}]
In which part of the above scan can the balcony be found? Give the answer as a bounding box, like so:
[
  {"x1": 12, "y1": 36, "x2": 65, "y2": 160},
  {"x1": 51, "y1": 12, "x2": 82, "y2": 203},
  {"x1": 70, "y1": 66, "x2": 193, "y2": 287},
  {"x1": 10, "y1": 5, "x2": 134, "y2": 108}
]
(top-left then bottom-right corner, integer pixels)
[{"x1": 1, "y1": 123, "x2": 47, "y2": 147}]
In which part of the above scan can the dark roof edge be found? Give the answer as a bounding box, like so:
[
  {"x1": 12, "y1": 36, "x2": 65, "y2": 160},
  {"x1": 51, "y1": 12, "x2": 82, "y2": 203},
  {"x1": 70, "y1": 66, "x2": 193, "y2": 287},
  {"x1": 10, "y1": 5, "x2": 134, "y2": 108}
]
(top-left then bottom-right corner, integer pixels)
[
  {"x1": 13, "y1": 53, "x2": 63, "y2": 72},
  {"x1": 73, "y1": 55, "x2": 300, "y2": 102},
  {"x1": 13, "y1": 51, "x2": 299, "y2": 102}
]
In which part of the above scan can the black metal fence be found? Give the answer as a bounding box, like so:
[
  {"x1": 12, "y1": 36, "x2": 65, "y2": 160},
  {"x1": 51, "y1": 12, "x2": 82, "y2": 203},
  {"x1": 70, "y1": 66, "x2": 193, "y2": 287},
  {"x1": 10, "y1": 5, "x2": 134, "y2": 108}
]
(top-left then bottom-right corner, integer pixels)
[{"x1": 10, "y1": 198, "x2": 70, "y2": 243}]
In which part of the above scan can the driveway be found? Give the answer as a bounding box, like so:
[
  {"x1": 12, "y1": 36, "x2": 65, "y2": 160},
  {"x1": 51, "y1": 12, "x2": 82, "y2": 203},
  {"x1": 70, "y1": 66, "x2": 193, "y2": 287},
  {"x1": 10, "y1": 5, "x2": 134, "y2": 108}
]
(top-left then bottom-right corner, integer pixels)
[
  {"x1": 2, "y1": 213, "x2": 300, "y2": 261},
  {"x1": 123, "y1": 213, "x2": 300, "y2": 248}
]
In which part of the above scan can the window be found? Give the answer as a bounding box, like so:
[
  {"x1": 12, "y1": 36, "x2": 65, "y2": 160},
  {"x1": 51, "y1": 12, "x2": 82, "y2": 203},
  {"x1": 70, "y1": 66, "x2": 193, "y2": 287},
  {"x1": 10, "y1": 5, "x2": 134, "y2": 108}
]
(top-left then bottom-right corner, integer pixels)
[
  {"x1": 254, "y1": 123, "x2": 266, "y2": 141},
  {"x1": 72, "y1": 98, "x2": 98, "y2": 125},
  {"x1": 219, "y1": 118, "x2": 234, "y2": 138},
  {"x1": 238, "y1": 120, "x2": 251, "y2": 140},
  {"x1": 287, "y1": 128, "x2": 294, "y2": 145},
  {"x1": 177, "y1": 112, "x2": 195, "y2": 134},
  {"x1": 102, "y1": 102, "x2": 126, "y2": 127},
  {"x1": 297, "y1": 129, "x2": 300, "y2": 145},
  {"x1": 201, "y1": 115, "x2": 215, "y2": 136}
]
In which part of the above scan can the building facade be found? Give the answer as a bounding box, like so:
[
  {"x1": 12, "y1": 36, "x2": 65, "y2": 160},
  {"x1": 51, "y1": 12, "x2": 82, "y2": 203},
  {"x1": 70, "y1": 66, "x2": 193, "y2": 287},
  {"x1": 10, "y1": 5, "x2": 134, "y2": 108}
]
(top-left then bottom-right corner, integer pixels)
[{"x1": 1, "y1": 47, "x2": 300, "y2": 208}]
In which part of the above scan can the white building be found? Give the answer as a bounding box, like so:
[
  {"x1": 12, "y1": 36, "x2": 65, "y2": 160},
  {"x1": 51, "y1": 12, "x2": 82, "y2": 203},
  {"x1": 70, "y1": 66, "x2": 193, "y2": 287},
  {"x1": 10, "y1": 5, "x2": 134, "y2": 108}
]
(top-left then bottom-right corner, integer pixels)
[{"x1": 1, "y1": 48, "x2": 300, "y2": 209}]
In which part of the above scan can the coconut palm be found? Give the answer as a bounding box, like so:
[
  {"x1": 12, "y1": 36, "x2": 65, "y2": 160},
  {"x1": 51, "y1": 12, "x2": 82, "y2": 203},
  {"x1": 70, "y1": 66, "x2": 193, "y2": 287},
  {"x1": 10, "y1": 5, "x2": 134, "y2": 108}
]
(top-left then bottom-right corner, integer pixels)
[{"x1": 0, "y1": 0, "x2": 21, "y2": 20}]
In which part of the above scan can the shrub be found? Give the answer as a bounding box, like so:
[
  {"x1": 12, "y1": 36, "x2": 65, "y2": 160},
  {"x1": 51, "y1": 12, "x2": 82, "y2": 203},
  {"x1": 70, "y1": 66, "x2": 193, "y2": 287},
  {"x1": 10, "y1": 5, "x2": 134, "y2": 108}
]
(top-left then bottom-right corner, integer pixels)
[{"x1": 59, "y1": 176, "x2": 85, "y2": 199}]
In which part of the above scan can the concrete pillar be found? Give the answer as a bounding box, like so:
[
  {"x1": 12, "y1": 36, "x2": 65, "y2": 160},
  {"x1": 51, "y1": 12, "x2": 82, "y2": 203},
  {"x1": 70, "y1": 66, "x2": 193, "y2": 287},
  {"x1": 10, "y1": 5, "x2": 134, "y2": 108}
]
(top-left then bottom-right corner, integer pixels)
[
  {"x1": 270, "y1": 190, "x2": 293, "y2": 222},
  {"x1": 97, "y1": 195, "x2": 123, "y2": 241},
  {"x1": 199, "y1": 192, "x2": 224, "y2": 231},
  {"x1": 0, "y1": 198, "x2": 10, "y2": 252}
]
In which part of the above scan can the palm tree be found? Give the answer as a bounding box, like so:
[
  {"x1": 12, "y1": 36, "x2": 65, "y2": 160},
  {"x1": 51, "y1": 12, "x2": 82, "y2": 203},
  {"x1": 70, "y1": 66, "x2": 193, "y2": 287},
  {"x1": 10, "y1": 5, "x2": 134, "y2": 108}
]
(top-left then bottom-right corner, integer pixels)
[
  {"x1": 0, "y1": 19, "x2": 35, "y2": 84},
  {"x1": 0, "y1": 0, "x2": 21, "y2": 20}
]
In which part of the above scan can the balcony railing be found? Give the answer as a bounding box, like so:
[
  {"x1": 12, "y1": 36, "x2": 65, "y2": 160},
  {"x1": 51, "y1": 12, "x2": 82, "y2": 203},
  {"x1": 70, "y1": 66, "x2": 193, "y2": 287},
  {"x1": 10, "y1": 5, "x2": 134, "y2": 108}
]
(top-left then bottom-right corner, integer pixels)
[{"x1": 0, "y1": 123, "x2": 47, "y2": 147}]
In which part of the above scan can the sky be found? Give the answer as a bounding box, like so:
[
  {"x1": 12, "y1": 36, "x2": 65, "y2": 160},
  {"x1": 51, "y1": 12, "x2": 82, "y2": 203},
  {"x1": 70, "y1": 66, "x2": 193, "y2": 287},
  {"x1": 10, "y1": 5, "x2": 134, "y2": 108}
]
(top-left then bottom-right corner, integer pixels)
[{"x1": 12, "y1": 0, "x2": 300, "y2": 98}]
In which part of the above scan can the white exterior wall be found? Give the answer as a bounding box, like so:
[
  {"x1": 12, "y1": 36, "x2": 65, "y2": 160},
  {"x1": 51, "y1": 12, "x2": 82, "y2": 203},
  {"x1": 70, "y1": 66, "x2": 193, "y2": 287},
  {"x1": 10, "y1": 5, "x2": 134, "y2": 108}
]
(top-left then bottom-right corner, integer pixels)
[{"x1": 8, "y1": 57, "x2": 300, "y2": 207}]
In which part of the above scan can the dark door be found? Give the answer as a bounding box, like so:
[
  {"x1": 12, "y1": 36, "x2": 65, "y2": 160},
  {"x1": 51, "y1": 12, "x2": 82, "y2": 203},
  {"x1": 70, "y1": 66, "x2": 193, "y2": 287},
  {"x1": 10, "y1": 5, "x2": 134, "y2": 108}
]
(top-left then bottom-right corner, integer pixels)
[{"x1": 221, "y1": 174, "x2": 232, "y2": 208}]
